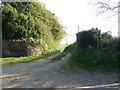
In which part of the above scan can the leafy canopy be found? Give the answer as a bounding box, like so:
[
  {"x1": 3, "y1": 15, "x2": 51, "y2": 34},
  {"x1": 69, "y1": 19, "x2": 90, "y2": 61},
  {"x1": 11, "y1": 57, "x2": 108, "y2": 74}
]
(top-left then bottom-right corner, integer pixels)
[
  {"x1": 2, "y1": 2, "x2": 65, "y2": 54},
  {"x1": 2, "y1": 2, "x2": 65, "y2": 42}
]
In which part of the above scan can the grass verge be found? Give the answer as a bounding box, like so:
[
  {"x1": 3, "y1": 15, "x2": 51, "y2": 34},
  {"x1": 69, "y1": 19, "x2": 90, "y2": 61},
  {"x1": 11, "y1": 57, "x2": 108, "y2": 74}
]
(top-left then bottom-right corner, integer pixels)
[
  {"x1": 51, "y1": 52, "x2": 68, "y2": 62},
  {"x1": 61, "y1": 49, "x2": 119, "y2": 72},
  {"x1": 1, "y1": 51, "x2": 60, "y2": 65}
]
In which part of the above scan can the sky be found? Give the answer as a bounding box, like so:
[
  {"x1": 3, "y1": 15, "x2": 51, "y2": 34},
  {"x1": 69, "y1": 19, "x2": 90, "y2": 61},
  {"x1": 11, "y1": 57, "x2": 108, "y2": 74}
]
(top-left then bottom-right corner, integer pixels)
[{"x1": 39, "y1": 0, "x2": 118, "y2": 44}]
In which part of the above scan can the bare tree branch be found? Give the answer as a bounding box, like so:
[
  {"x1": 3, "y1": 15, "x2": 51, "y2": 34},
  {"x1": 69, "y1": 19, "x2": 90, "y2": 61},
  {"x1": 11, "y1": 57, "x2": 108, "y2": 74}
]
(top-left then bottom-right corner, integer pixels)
[
  {"x1": 96, "y1": 2, "x2": 119, "y2": 11},
  {"x1": 90, "y1": 0, "x2": 119, "y2": 17}
]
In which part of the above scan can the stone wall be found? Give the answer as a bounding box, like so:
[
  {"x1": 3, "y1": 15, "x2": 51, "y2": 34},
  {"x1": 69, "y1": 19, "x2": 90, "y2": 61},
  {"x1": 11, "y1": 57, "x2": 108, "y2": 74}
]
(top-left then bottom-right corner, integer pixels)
[{"x1": 2, "y1": 40, "x2": 42, "y2": 57}]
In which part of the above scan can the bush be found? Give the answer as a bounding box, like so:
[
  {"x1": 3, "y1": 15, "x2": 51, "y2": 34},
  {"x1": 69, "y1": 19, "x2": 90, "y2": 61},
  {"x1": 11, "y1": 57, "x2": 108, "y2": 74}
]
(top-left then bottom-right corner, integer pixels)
[
  {"x1": 2, "y1": 2, "x2": 65, "y2": 55},
  {"x1": 51, "y1": 52, "x2": 68, "y2": 62},
  {"x1": 63, "y1": 28, "x2": 119, "y2": 72},
  {"x1": 63, "y1": 42, "x2": 76, "y2": 53}
]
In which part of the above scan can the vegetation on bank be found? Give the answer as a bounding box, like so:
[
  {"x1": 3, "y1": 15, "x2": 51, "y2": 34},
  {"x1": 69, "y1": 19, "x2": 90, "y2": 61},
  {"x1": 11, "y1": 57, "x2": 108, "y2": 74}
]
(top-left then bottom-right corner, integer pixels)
[
  {"x1": 2, "y1": 2, "x2": 65, "y2": 54},
  {"x1": 51, "y1": 52, "x2": 68, "y2": 62},
  {"x1": 2, "y1": 51, "x2": 60, "y2": 65},
  {"x1": 61, "y1": 28, "x2": 119, "y2": 72},
  {"x1": 51, "y1": 43, "x2": 76, "y2": 62},
  {"x1": 1, "y1": 2, "x2": 119, "y2": 73}
]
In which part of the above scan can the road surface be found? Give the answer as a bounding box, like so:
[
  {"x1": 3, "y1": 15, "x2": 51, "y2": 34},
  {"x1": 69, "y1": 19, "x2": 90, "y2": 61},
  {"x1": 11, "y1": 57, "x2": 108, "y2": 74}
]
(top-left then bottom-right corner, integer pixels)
[{"x1": 1, "y1": 54, "x2": 119, "y2": 89}]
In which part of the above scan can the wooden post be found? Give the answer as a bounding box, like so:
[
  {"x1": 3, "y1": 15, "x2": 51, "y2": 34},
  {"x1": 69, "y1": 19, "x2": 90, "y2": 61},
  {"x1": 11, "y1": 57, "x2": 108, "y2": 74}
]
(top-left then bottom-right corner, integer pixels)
[
  {"x1": 97, "y1": 29, "x2": 100, "y2": 61},
  {"x1": 78, "y1": 26, "x2": 80, "y2": 32}
]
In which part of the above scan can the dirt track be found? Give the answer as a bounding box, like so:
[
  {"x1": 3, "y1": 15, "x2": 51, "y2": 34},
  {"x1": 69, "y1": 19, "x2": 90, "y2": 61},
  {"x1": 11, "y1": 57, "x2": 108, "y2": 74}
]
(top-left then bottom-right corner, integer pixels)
[{"x1": 1, "y1": 54, "x2": 119, "y2": 88}]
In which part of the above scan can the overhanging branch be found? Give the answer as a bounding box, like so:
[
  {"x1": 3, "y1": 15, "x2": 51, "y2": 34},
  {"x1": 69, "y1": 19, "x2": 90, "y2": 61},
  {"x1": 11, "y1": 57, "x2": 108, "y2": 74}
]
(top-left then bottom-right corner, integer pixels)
[{"x1": 96, "y1": 2, "x2": 120, "y2": 11}]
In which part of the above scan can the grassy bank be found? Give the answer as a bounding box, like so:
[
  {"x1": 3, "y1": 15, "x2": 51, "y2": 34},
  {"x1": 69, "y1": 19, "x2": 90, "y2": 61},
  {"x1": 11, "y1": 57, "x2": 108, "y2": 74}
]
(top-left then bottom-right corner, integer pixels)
[
  {"x1": 51, "y1": 52, "x2": 68, "y2": 62},
  {"x1": 61, "y1": 47, "x2": 119, "y2": 72},
  {"x1": 2, "y1": 51, "x2": 60, "y2": 65},
  {"x1": 51, "y1": 43, "x2": 76, "y2": 62},
  {"x1": 60, "y1": 29, "x2": 119, "y2": 72}
]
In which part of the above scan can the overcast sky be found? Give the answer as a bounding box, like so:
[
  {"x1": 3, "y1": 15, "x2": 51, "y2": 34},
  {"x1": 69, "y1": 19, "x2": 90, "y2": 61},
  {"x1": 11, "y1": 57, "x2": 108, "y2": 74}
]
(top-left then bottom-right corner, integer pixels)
[{"x1": 39, "y1": 0, "x2": 118, "y2": 44}]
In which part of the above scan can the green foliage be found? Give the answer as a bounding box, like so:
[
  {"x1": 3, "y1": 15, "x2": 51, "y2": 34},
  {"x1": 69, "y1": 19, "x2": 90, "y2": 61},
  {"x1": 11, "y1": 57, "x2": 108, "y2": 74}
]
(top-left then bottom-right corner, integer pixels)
[
  {"x1": 2, "y1": 2, "x2": 65, "y2": 54},
  {"x1": 68, "y1": 46, "x2": 119, "y2": 72},
  {"x1": 100, "y1": 32, "x2": 112, "y2": 47},
  {"x1": 59, "y1": 44, "x2": 67, "y2": 51},
  {"x1": 51, "y1": 43, "x2": 77, "y2": 62},
  {"x1": 51, "y1": 52, "x2": 68, "y2": 62},
  {"x1": 2, "y1": 50, "x2": 60, "y2": 65},
  {"x1": 62, "y1": 28, "x2": 119, "y2": 72},
  {"x1": 2, "y1": 55, "x2": 45, "y2": 64},
  {"x1": 76, "y1": 28, "x2": 99, "y2": 52},
  {"x1": 63, "y1": 42, "x2": 76, "y2": 53}
]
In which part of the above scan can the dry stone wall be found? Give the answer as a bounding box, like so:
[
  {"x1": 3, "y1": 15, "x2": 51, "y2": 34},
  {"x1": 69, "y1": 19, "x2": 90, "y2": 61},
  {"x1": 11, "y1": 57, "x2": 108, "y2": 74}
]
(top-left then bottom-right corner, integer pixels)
[{"x1": 2, "y1": 40, "x2": 42, "y2": 57}]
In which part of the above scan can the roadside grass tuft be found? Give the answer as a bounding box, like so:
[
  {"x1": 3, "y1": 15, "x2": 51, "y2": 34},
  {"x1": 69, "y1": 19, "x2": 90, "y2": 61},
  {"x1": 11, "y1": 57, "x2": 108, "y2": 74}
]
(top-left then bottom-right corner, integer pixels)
[
  {"x1": 51, "y1": 52, "x2": 68, "y2": 62},
  {"x1": 61, "y1": 49, "x2": 119, "y2": 72},
  {"x1": 59, "y1": 36, "x2": 119, "y2": 73},
  {"x1": 2, "y1": 50, "x2": 60, "y2": 65},
  {"x1": 2, "y1": 55, "x2": 44, "y2": 64}
]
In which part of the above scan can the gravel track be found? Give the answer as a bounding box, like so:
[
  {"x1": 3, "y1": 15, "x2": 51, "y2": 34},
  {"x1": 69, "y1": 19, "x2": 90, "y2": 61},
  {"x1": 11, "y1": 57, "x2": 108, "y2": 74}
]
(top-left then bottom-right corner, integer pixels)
[{"x1": 1, "y1": 54, "x2": 119, "y2": 88}]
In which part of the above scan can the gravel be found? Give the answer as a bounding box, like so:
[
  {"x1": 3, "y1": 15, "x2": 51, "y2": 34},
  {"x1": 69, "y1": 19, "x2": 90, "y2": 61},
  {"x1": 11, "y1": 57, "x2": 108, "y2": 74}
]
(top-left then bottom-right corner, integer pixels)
[{"x1": 1, "y1": 54, "x2": 119, "y2": 88}]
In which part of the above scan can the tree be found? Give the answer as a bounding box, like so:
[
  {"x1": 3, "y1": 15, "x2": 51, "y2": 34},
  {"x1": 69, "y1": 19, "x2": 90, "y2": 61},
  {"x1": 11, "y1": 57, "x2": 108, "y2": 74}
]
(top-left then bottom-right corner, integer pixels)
[
  {"x1": 91, "y1": 0, "x2": 119, "y2": 17},
  {"x1": 2, "y1": 2, "x2": 65, "y2": 41},
  {"x1": 2, "y1": 2, "x2": 65, "y2": 54}
]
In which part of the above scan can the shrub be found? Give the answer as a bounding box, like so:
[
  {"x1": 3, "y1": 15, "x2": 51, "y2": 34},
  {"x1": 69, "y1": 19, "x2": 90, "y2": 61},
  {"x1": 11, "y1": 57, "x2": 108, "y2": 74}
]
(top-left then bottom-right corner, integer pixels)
[
  {"x1": 63, "y1": 28, "x2": 119, "y2": 72},
  {"x1": 2, "y1": 2, "x2": 65, "y2": 55}
]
